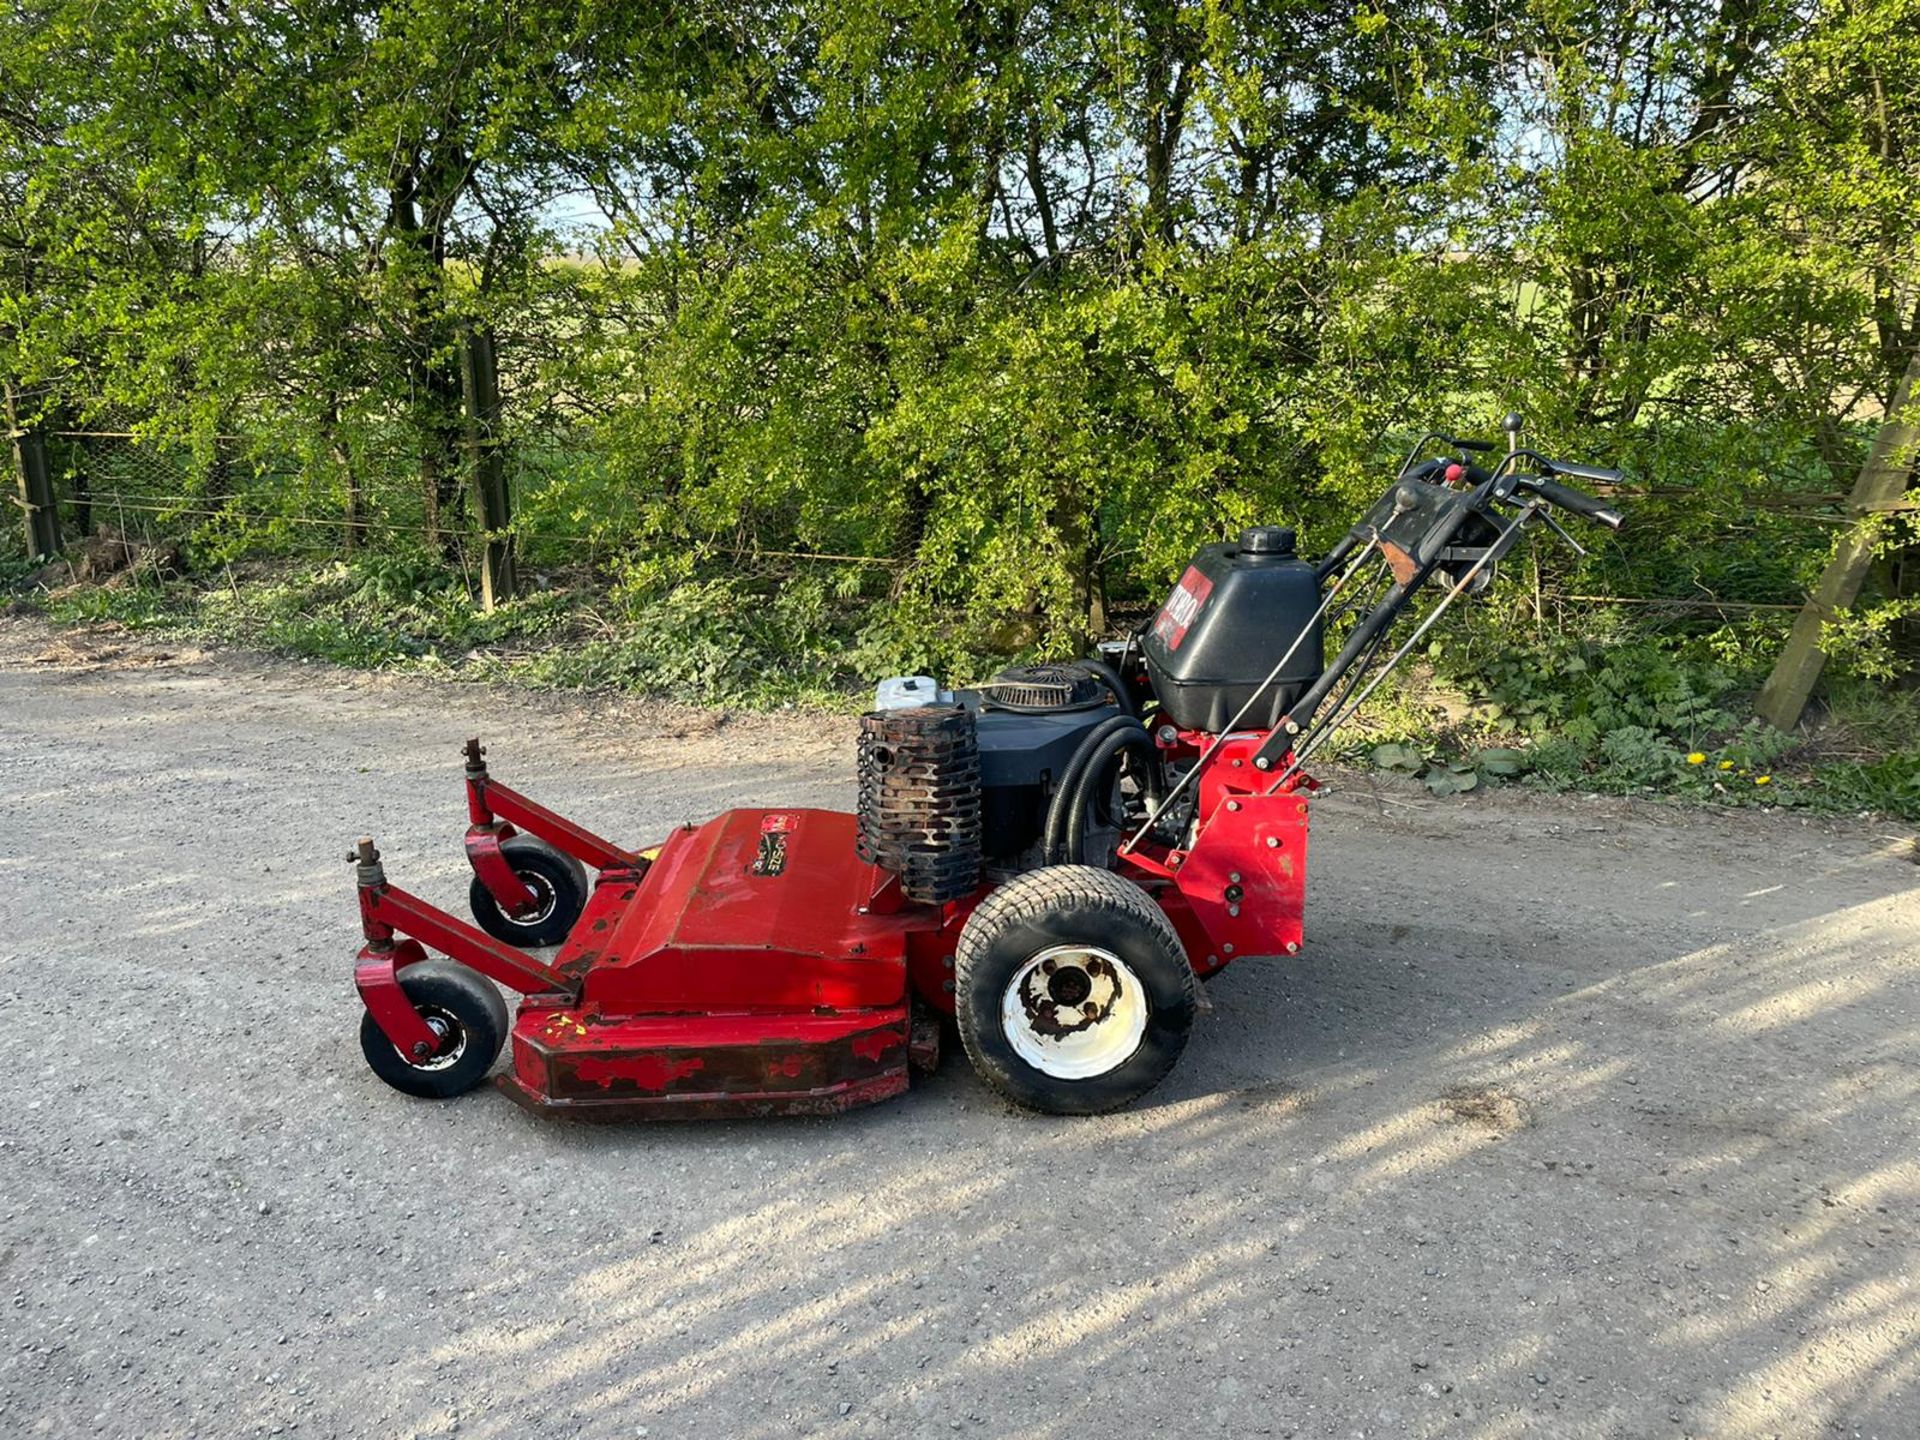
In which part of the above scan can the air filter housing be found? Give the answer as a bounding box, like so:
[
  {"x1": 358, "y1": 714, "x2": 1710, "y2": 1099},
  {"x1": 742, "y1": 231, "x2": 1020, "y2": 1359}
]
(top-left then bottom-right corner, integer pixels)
[
  {"x1": 855, "y1": 704, "x2": 983, "y2": 904},
  {"x1": 979, "y1": 663, "x2": 1104, "y2": 713}
]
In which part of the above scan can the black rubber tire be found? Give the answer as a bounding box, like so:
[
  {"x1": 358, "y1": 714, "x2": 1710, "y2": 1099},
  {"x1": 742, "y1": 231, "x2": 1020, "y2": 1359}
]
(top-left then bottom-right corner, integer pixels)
[
  {"x1": 358, "y1": 959, "x2": 510, "y2": 1099},
  {"x1": 955, "y1": 865, "x2": 1196, "y2": 1115},
  {"x1": 467, "y1": 836, "x2": 589, "y2": 947}
]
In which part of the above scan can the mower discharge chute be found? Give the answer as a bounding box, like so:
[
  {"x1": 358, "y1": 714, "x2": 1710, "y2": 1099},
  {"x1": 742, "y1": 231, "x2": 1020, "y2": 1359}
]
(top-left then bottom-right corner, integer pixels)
[{"x1": 348, "y1": 416, "x2": 1625, "y2": 1117}]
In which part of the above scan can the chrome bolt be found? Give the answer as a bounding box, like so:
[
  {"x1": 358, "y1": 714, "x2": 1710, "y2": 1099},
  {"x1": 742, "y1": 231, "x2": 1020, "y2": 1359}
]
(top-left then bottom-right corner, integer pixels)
[{"x1": 1265, "y1": 837, "x2": 1280, "y2": 849}]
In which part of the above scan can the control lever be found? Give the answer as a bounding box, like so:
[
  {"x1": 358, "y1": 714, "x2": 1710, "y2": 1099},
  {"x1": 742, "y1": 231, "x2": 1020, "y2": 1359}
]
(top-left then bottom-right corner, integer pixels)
[{"x1": 1528, "y1": 501, "x2": 1588, "y2": 557}]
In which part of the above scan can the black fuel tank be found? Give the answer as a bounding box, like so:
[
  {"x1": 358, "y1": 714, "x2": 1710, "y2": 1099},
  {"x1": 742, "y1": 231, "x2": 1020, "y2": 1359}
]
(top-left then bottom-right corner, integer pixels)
[{"x1": 1142, "y1": 526, "x2": 1324, "y2": 732}]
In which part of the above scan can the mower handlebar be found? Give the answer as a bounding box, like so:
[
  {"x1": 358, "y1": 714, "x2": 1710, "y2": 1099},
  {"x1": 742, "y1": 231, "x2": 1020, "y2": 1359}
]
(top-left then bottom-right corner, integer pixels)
[
  {"x1": 1516, "y1": 473, "x2": 1624, "y2": 530},
  {"x1": 1541, "y1": 456, "x2": 1625, "y2": 486}
]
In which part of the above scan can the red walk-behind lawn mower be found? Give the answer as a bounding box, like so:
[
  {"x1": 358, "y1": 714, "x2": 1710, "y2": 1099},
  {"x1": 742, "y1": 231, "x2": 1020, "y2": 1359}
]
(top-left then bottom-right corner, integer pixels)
[{"x1": 348, "y1": 416, "x2": 1624, "y2": 1117}]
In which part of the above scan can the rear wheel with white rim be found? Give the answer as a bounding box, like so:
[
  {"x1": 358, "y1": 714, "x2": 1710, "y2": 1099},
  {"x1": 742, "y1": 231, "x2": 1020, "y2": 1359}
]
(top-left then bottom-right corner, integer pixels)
[{"x1": 955, "y1": 865, "x2": 1196, "y2": 1114}]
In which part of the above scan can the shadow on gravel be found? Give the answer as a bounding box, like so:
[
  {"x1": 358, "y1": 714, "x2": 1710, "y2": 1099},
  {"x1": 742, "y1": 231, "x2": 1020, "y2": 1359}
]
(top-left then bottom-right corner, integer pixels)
[
  {"x1": 4, "y1": 639, "x2": 1916, "y2": 1440},
  {"x1": 341, "y1": 834, "x2": 1919, "y2": 1440}
]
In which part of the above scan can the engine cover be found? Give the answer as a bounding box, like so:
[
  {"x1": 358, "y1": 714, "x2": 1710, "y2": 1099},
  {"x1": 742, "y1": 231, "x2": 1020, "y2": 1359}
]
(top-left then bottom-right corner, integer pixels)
[{"x1": 963, "y1": 695, "x2": 1118, "y2": 866}]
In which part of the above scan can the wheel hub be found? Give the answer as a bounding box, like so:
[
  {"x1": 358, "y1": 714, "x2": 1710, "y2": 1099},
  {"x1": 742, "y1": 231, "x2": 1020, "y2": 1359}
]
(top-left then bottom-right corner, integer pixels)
[
  {"x1": 1001, "y1": 944, "x2": 1148, "y2": 1080},
  {"x1": 505, "y1": 871, "x2": 557, "y2": 925},
  {"x1": 401, "y1": 1007, "x2": 468, "y2": 1071},
  {"x1": 1047, "y1": 966, "x2": 1093, "y2": 1007}
]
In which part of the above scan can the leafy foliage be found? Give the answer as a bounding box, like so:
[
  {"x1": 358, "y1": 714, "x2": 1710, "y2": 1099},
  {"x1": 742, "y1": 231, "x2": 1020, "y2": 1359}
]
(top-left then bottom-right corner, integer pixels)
[{"x1": 4, "y1": 0, "x2": 1920, "y2": 814}]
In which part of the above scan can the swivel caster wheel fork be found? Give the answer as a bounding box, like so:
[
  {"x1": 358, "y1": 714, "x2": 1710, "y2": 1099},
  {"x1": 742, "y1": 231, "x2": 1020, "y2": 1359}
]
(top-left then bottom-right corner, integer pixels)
[{"x1": 350, "y1": 837, "x2": 569, "y2": 1100}]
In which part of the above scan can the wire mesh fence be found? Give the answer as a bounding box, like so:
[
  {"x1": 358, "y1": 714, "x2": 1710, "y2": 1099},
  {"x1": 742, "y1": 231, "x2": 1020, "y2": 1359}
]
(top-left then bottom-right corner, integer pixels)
[
  {"x1": 50, "y1": 429, "x2": 425, "y2": 558},
  {"x1": 16, "y1": 427, "x2": 904, "y2": 586}
]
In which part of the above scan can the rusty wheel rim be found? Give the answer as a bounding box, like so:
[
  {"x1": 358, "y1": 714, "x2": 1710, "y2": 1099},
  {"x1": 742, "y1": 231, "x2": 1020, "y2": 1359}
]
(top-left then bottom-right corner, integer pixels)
[
  {"x1": 1000, "y1": 944, "x2": 1147, "y2": 1080},
  {"x1": 497, "y1": 871, "x2": 557, "y2": 928}
]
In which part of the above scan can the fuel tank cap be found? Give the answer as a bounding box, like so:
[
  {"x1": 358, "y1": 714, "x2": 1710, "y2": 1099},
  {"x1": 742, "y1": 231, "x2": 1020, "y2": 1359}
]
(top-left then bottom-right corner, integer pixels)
[{"x1": 1238, "y1": 526, "x2": 1296, "y2": 556}]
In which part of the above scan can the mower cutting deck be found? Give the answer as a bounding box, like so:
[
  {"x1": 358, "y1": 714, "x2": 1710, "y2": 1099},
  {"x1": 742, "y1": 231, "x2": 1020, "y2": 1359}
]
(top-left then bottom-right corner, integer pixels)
[{"x1": 348, "y1": 414, "x2": 1625, "y2": 1117}]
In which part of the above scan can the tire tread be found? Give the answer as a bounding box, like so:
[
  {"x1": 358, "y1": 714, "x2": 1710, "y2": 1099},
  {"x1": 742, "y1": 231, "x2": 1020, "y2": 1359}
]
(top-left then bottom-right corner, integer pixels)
[{"x1": 954, "y1": 865, "x2": 1194, "y2": 1114}]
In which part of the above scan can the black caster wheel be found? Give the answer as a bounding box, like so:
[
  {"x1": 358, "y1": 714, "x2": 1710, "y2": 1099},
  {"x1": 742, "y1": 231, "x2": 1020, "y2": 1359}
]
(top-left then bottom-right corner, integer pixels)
[
  {"x1": 359, "y1": 959, "x2": 510, "y2": 1099},
  {"x1": 467, "y1": 835, "x2": 589, "y2": 947}
]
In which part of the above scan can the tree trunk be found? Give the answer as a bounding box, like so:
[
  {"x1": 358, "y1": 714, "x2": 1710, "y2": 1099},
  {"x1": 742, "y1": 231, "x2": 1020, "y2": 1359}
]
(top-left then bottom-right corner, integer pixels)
[
  {"x1": 6, "y1": 382, "x2": 60, "y2": 558},
  {"x1": 461, "y1": 326, "x2": 516, "y2": 610},
  {"x1": 324, "y1": 395, "x2": 363, "y2": 553},
  {"x1": 389, "y1": 175, "x2": 465, "y2": 555},
  {"x1": 1754, "y1": 346, "x2": 1920, "y2": 729}
]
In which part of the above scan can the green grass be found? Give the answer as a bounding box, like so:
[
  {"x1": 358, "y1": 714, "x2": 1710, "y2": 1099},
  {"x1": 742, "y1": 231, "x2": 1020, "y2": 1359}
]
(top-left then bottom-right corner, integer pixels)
[
  {"x1": 15, "y1": 558, "x2": 1920, "y2": 822},
  {"x1": 30, "y1": 556, "x2": 871, "y2": 711}
]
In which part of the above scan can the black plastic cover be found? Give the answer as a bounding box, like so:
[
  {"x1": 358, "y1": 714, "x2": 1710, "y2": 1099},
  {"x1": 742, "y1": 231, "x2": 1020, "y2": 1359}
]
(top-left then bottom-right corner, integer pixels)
[
  {"x1": 1142, "y1": 527, "x2": 1325, "y2": 732},
  {"x1": 956, "y1": 695, "x2": 1117, "y2": 861}
]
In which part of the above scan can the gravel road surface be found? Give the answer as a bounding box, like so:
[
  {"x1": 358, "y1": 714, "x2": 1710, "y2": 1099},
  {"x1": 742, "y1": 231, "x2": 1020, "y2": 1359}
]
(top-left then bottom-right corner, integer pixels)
[{"x1": 3, "y1": 617, "x2": 1917, "y2": 1440}]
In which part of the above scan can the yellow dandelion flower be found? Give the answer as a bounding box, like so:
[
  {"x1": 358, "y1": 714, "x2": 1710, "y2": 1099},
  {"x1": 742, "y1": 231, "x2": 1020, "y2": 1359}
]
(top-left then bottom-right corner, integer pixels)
[
  {"x1": 1755, "y1": 775, "x2": 1772, "y2": 785},
  {"x1": 1686, "y1": 752, "x2": 1706, "y2": 765},
  {"x1": 1718, "y1": 760, "x2": 1734, "y2": 770}
]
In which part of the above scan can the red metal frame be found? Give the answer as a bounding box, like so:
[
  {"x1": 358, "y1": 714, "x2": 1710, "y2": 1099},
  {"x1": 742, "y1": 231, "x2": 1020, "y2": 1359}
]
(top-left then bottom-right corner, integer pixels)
[
  {"x1": 1114, "y1": 730, "x2": 1312, "y2": 976},
  {"x1": 464, "y1": 826, "x2": 541, "y2": 914},
  {"x1": 464, "y1": 737, "x2": 641, "y2": 869}
]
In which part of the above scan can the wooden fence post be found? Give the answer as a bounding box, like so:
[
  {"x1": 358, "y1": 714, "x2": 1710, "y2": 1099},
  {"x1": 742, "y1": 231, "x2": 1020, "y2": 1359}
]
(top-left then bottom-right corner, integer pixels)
[
  {"x1": 460, "y1": 326, "x2": 515, "y2": 611},
  {"x1": 1755, "y1": 349, "x2": 1920, "y2": 731},
  {"x1": 6, "y1": 384, "x2": 61, "y2": 559}
]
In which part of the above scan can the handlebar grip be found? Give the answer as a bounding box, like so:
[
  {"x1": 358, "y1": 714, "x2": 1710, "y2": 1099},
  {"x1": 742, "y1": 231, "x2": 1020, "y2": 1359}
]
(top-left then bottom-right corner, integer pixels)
[
  {"x1": 1545, "y1": 457, "x2": 1625, "y2": 485},
  {"x1": 1523, "y1": 475, "x2": 1624, "y2": 530},
  {"x1": 1441, "y1": 435, "x2": 1495, "y2": 454}
]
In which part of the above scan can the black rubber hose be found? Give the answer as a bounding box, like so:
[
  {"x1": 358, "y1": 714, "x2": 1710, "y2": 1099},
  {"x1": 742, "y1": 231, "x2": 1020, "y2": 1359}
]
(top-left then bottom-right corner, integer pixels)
[
  {"x1": 1062, "y1": 725, "x2": 1165, "y2": 865},
  {"x1": 1077, "y1": 657, "x2": 1137, "y2": 719},
  {"x1": 1042, "y1": 714, "x2": 1142, "y2": 865}
]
